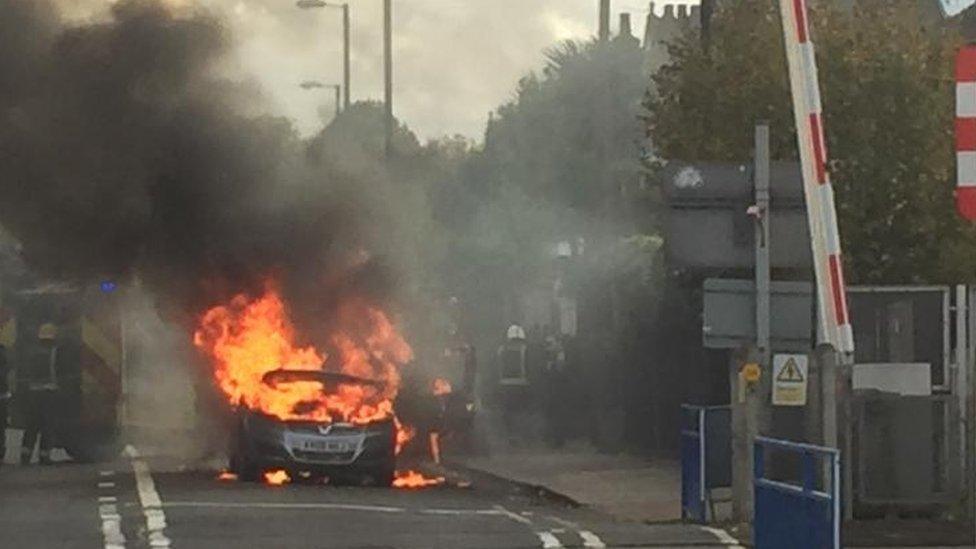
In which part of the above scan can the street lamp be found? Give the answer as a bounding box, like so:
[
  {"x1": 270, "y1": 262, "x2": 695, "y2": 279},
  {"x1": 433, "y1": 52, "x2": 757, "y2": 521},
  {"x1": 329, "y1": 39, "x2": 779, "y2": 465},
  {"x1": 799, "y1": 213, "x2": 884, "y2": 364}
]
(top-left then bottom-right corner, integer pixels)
[
  {"x1": 296, "y1": 0, "x2": 351, "y2": 110},
  {"x1": 299, "y1": 80, "x2": 342, "y2": 121},
  {"x1": 298, "y1": 0, "x2": 392, "y2": 160}
]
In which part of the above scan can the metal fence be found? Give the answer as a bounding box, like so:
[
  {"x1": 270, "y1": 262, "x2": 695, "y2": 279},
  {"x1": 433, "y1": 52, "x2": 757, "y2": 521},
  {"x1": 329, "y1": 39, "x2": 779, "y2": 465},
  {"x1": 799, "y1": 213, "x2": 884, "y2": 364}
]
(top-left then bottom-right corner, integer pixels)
[
  {"x1": 754, "y1": 437, "x2": 840, "y2": 549},
  {"x1": 680, "y1": 405, "x2": 731, "y2": 523}
]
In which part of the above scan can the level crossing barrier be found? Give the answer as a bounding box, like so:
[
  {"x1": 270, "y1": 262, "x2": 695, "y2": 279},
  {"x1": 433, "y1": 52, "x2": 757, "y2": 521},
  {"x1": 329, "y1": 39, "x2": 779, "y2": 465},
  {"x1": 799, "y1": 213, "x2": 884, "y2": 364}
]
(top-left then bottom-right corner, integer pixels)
[
  {"x1": 754, "y1": 436, "x2": 840, "y2": 549},
  {"x1": 680, "y1": 404, "x2": 731, "y2": 523}
]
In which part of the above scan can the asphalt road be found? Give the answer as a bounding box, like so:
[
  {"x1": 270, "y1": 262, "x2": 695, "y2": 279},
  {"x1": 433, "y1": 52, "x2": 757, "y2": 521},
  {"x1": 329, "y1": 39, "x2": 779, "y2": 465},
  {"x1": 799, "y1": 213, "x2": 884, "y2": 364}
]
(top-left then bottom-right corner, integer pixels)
[{"x1": 0, "y1": 451, "x2": 738, "y2": 549}]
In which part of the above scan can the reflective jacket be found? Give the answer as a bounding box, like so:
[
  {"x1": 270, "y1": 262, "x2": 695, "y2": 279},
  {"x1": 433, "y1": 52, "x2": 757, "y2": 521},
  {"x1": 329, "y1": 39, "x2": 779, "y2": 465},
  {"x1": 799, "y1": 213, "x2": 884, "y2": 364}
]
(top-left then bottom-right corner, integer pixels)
[{"x1": 21, "y1": 345, "x2": 60, "y2": 392}]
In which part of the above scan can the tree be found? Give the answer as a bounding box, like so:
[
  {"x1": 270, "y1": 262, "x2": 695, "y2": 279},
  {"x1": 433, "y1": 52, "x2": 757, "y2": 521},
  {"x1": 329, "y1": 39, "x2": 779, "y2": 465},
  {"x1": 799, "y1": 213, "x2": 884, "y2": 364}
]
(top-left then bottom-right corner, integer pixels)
[{"x1": 646, "y1": 0, "x2": 976, "y2": 284}]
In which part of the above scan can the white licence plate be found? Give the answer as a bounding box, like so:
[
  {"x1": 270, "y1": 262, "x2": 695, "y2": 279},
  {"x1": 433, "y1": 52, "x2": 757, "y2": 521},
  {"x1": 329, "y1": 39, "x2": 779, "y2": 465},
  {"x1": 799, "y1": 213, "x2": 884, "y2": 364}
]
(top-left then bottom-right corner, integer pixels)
[{"x1": 301, "y1": 439, "x2": 352, "y2": 453}]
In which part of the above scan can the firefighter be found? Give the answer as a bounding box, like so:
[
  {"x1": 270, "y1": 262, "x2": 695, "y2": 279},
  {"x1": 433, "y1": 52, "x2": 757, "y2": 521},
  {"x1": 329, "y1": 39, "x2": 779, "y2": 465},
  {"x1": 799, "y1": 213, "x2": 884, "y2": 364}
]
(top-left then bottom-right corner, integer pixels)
[
  {"x1": 496, "y1": 324, "x2": 529, "y2": 445},
  {"x1": 0, "y1": 344, "x2": 8, "y2": 469},
  {"x1": 541, "y1": 333, "x2": 568, "y2": 448},
  {"x1": 19, "y1": 323, "x2": 62, "y2": 465}
]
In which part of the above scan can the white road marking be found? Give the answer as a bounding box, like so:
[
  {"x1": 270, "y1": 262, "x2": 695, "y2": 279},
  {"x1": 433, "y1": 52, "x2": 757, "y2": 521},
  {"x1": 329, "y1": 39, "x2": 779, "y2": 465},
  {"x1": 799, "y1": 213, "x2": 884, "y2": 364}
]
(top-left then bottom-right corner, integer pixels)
[
  {"x1": 492, "y1": 504, "x2": 534, "y2": 525},
  {"x1": 99, "y1": 496, "x2": 118, "y2": 503},
  {"x1": 100, "y1": 471, "x2": 115, "y2": 477},
  {"x1": 536, "y1": 531, "x2": 563, "y2": 548},
  {"x1": 126, "y1": 445, "x2": 171, "y2": 549},
  {"x1": 579, "y1": 530, "x2": 607, "y2": 548},
  {"x1": 163, "y1": 501, "x2": 405, "y2": 513},
  {"x1": 701, "y1": 526, "x2": 745, "y2": 548},
  {"x1": 98, "y1": 482, "x2": 115, "y2": 489},
  {"x1": 98, "y1": 501, "x2": 126, "y2": 549}
]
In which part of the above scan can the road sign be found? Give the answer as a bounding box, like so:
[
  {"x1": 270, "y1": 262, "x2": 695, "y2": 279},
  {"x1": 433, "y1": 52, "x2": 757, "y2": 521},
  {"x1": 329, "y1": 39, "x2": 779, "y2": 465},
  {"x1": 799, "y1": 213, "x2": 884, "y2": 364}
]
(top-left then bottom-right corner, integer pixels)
[
  {"x1": 702, "y1": 279, "x2": 813, "y2": 351},
  {"x1": 772, "y1": 354, "x2": 808, "y2": 406}
]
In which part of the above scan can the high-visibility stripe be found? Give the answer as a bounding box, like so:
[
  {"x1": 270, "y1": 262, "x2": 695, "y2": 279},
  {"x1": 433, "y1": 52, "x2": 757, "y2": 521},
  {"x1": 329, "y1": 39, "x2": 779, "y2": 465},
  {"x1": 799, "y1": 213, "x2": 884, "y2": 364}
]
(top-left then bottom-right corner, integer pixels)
[
  {"x1": 801, "y1": 43, "x2": 822, "y2": 111},
  {"x1": 780, "y1": 0, "x2": 854, "y2": 354},
  {"x1": 958, "y1": 47, "x2": 976, "y2": 221},
  {"x1": 958, "y1": 187, "x2": 976, "y2": 219},
  {"x1": 957, "y1": 46, "x2": 976, "y2": 81},
  {"x1": 828, "y1": 254, "x2": 848, "y2": 325},
  {"x1": 793, "y1": 0, "x2": 809, "y2": 43},
  {"x1": 819, "y1": 184, "x2": 841, "y2": 254},
  {"x1": 810, "y1": 114, "x2": 827, "y2": 184},
  {"x1": 957, "y1": 82, "x2": 976, "y2": 117},
  {"x1": 958, "y1": 151, "x2": 976, "y2": 186},
  {"x1": 82, "y1": 318, "x2": 121, "y2": 375},
  {"x1": 956, "y1": 118, "x2": 976, "y2": 150}
]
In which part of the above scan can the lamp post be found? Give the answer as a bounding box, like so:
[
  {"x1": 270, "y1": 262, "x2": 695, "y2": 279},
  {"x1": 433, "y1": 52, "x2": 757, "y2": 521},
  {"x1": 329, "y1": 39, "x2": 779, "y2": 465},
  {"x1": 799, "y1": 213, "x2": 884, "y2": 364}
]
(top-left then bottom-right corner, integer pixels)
[
  {"x1": 296, "y1": 1, "x2": 351, "y2": 110},
  {"x1": 300, "y1": 81, "x2": 342, "y2": 120},
  {"x1": 383, "y1": 0, "x2": 392, "y2": 160}
]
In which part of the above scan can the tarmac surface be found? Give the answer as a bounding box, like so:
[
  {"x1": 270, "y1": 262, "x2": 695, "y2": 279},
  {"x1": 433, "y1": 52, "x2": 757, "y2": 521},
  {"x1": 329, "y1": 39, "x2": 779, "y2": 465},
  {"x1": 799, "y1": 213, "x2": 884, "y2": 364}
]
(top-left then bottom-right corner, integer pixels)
[{"x1": 0, "y1": 449, "x2": 739, "y2": 549}]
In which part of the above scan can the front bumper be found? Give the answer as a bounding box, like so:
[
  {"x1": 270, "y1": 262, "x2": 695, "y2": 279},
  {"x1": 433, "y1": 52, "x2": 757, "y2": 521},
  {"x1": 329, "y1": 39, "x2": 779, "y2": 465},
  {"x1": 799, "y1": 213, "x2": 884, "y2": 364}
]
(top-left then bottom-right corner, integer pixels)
[{"x1": 243, "y1": 415, "x2": 395, "y2": 472}]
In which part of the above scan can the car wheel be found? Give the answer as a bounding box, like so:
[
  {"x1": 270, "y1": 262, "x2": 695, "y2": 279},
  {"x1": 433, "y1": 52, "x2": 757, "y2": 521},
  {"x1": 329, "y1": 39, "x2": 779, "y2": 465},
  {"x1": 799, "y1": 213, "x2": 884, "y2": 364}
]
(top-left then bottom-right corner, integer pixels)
[
  {"x1": 371, "y1": 461, "x2": 396, "y2": 487},
  {"x1": 230, "y1": 450, "x2": 260, "y2": 482}
]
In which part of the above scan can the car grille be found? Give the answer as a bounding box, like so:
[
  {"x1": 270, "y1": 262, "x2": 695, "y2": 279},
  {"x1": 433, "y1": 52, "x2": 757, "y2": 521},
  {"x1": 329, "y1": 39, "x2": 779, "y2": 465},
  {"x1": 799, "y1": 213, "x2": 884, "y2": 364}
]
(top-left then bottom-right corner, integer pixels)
[{"x1": 291, "y1": 449, "x2": 358, "y2": 464}]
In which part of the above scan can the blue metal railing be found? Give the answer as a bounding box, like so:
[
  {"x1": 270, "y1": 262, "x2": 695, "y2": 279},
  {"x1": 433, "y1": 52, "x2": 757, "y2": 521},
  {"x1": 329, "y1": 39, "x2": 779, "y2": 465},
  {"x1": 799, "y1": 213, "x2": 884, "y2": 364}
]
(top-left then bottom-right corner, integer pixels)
[
  {"x1": 754, "y1": 436, "x2": 840, "y2": 549},
  {"x1": 680, "y1": 405, "x2": 731, "y2": 523}
]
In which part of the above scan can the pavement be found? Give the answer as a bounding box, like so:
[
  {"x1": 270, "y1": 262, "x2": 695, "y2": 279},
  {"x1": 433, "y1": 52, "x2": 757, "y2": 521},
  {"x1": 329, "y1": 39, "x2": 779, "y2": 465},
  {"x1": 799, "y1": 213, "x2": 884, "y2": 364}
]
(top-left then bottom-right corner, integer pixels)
[
  {"x1": 0, "y1": 432, "x2": 741, "y2": 548},
  {"x1": 450, "y1": 443, "x2": 976, "y2": 549},
  {"x1": 452, "y1": 444, "x2": 684, "y2": 524}
]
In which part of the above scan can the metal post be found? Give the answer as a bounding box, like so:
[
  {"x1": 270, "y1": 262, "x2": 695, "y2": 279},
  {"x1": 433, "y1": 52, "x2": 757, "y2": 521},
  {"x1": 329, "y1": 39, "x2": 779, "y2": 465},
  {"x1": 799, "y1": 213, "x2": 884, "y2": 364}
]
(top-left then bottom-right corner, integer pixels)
[
  {"x1": 957, "y1": 285, "x2": 969, "y2": 496},
  {"x1": 334, "y1": 85, "x2": 342, "y2": 118},
  {"x1": 383, "y1": 0, "x2": 393, "y2": 160},
  {"x1": 755, "y1": 123, "x2": 771, "y2": 373},
  {"x1": 342, "y1": 3, "x2": 351, "y2": 109}
]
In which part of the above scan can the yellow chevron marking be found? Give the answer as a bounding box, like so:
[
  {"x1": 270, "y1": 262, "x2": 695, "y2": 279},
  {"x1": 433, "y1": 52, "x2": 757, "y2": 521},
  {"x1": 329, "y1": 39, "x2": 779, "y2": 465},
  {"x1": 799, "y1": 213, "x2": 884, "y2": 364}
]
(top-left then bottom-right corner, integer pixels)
[
  {"x1": 0, "y1": 318, "x2": 16, "y2": 348},
  {"x1": 82, "y1": 318, "x2": 120, "y2": 375}
]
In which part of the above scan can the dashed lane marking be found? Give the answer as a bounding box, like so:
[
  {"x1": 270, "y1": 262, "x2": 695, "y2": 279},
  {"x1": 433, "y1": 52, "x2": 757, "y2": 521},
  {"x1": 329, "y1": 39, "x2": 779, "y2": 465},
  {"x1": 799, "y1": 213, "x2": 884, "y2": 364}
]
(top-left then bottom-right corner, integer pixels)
[
  {"x1": 579, "y1": 530, "x2": 607, "y2": 548},
  {"x1": 100, "y1": 471, "x2": 115, "y2": 477},
  {"x1": 98, "y1": 482, "x2": 115, "y2": 489},
  {"x1": 536, "y1": 531, "x2": 564, "y2": 548},
  {"x1": 99, "y1": 501, "x2": 126, "y2": 549},
  {"x1": 125, "y1": 445, "x2": 172, "y2": 549},
  {"x1": 99, "y1": 496, "x2": 118, "y2": 503}
]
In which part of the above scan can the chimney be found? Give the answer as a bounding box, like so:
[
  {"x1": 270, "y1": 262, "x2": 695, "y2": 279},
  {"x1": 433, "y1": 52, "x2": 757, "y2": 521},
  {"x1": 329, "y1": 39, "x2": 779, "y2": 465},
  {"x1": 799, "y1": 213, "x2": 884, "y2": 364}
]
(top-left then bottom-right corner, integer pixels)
[
  {"x1": 619, "y1": 13, "x2": 633, "y2": 38},
  {"x1": 599, "y1": 0, "x2": 611, "y2": 42}
]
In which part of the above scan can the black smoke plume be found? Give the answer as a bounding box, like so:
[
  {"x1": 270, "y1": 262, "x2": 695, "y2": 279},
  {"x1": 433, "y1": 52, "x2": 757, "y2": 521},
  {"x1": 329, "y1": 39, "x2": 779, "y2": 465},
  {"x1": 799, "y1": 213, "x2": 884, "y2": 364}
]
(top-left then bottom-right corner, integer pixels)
[{"x1": 0, "y1": 0, "x2": 385, "y2": 321}]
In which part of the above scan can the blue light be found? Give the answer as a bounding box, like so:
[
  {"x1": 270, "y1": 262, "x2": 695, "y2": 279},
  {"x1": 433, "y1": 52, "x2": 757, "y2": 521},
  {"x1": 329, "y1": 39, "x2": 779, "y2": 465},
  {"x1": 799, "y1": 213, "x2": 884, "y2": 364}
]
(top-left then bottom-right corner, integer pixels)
[{"x1": 100, "y1": 281, "x2": 117, "y2": 293}]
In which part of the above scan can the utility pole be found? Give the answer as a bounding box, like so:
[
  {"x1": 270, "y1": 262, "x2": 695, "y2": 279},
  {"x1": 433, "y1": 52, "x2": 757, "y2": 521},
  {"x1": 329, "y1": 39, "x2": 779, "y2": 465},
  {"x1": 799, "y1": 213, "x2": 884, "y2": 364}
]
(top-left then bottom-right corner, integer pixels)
[
  {"x1": 342, "y1": 3, "x2": 351, "y2": 109},
  {"x1": 384, "y1": 0, "x2": 393, "y2": 160},
  {"x1": 598, "y1": 0, "x2": 611, "y2": 42}
]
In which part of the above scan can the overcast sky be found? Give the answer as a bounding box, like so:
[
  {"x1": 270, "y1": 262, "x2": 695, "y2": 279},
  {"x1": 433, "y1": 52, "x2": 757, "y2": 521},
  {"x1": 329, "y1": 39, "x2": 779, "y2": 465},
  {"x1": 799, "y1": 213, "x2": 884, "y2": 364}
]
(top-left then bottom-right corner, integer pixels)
[{"x1": 62, "y1": 0, "x2": 704, "y2": 141}]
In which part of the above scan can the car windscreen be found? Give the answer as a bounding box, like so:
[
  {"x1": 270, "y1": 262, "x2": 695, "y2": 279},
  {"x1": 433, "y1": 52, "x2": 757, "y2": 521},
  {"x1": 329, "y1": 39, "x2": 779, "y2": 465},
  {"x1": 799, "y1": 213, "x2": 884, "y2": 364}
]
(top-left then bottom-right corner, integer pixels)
[{"x1": 261, "y1": 369, "x2": 384, "y2": 390}]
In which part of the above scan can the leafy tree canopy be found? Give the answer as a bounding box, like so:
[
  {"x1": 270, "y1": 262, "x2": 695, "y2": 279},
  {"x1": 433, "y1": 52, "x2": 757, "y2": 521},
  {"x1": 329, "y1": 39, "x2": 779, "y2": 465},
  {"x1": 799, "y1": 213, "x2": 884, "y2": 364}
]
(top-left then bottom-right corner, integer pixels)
[{"x1": 647, "y1": 0, "x2": 976, "y2": 284}]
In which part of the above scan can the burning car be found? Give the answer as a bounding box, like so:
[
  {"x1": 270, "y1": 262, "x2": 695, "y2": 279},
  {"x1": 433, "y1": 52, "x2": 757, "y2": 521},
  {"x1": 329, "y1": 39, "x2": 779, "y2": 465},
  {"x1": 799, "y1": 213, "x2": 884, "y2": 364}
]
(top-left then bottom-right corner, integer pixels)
[
  {"x1": 229, "y1": 369, "x2": 397, "y2": 485},
  {"x1": 193, "y1": 285, "x2": 416, "y2": 487}
]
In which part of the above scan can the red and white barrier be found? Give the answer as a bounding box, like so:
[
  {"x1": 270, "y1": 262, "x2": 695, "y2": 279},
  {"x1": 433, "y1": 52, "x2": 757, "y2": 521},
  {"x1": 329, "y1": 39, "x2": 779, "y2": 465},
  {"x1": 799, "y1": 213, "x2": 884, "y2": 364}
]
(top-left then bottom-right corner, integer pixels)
[
  {"x1": 956, "y1": 46, "x2": 976, "y2": 221},
  {"x1": 779, "y1": 0, "x2": 854, "y2": 354}
]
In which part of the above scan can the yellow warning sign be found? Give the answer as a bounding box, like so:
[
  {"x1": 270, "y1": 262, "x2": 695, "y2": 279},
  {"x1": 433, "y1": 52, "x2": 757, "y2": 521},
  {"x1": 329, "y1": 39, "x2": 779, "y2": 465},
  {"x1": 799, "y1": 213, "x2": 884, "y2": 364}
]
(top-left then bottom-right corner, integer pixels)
[
  {"x1": 776, "y1": 357, "x2": 805, "y2": 383},
  {"x1": 742, "y1": 362, "x2": 762, "y2": 384},
  {"x1": 773, "y1": 354, "x2": 808, "y2": 407}
]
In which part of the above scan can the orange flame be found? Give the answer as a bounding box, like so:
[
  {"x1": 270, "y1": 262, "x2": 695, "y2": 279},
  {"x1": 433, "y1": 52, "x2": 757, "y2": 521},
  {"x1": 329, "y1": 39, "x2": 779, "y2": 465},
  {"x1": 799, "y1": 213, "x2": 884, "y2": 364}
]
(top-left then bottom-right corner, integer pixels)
[
  {"x1": 393, "y1": 470, "x2": 445, "y2": 489},
  {"x1": 193, "y1": 283, "x2": 415, "y2": 450},
  {"x1": 263, "y1": 469, "x2": 291, "y2": 486},
  {"x1": 216, "y1": 470, "x2": 238, "y2": 482}
]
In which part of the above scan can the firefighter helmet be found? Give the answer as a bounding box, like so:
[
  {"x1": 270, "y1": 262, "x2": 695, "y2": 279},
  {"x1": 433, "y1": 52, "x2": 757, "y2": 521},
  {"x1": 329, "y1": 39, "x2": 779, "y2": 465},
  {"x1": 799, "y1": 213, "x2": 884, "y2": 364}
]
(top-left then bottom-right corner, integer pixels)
[{"x1": 37, "y1": 323, "x2": 58, "y2": 340}]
